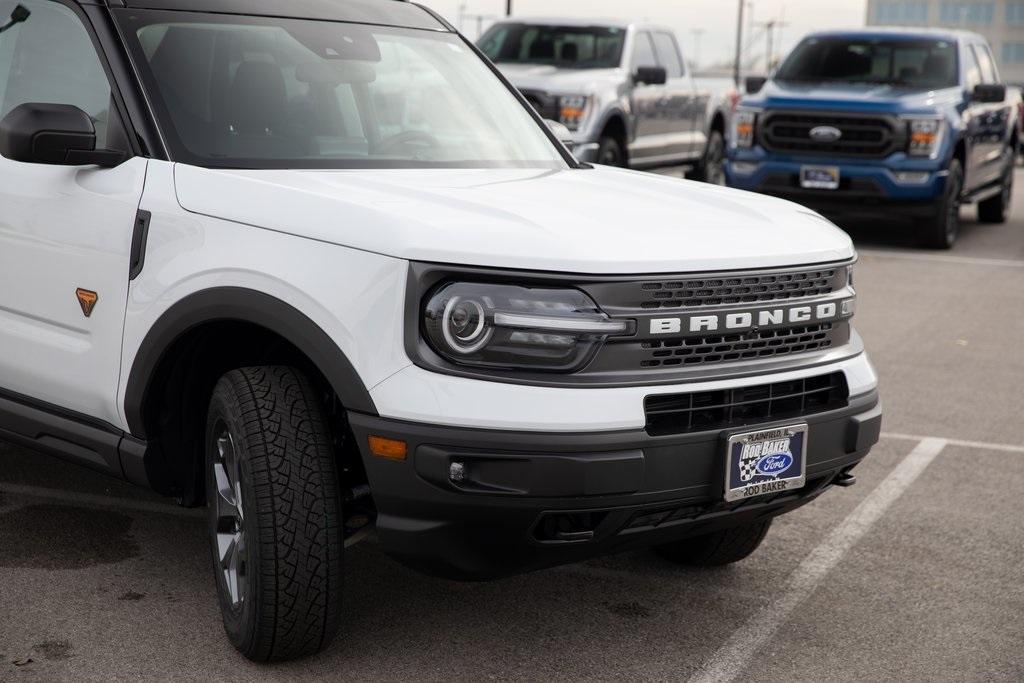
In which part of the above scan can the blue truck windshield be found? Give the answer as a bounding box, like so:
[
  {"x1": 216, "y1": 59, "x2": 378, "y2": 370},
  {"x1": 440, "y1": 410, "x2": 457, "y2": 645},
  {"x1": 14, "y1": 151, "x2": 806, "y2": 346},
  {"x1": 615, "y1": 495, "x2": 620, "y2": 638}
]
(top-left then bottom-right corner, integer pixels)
[
  {"x1": 775, "y1": 37, "x2": 959, "y2": 89},
  {"x1": 480, "y1": 24, "x2": 626, "y2": 69}
]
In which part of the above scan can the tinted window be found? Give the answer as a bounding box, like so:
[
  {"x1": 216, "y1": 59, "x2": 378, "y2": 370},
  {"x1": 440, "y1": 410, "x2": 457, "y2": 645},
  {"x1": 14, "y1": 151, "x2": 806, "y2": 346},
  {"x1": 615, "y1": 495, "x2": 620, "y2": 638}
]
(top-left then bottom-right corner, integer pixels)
[
  {"x1": 0, "y1": 0, "x2": 113, "y2": 147},
  {"x1": 776, "y1": 37, "x2": 959, "y2": 88},
  {"x1": 652, "y1": 32, "x2": 684, "y2": 78},
  {"x1": 632, "y1": 32, "x2": 657, "y2": 69},
  {"x1": 479, "y1": 23, "x2": 626, "y2": 69},
  {"x1": 119, "y1": 11, "x2": 566, "y2": 169}
]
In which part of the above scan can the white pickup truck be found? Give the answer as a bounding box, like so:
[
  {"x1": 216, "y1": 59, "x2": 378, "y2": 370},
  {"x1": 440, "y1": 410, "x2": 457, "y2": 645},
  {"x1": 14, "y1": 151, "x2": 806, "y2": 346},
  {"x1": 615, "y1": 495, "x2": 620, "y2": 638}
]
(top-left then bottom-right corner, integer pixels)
[
  {"x1": 479, "y1": 18, "x2": 734, "y2": 182},
  {"x1": 0, "y1": 0, "x2": 880, "y2": 663}
]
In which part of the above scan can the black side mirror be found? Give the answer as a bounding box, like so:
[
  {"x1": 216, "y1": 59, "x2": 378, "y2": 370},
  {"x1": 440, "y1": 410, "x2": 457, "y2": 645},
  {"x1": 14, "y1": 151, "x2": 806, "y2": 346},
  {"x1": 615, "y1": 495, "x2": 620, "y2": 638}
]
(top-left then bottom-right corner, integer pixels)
[
  {"x1": 972, "y1": 83, "x2": 1006, "y2": 104},
  {"x1": 634, "y1": 66, "x2": 668, "y2": 86},
  {"x1": 745, "y1": 76, "x2": 768, "y2": 94},
  {"x1": 0, "y1": 103, "x2": 127, "y2": 167}
]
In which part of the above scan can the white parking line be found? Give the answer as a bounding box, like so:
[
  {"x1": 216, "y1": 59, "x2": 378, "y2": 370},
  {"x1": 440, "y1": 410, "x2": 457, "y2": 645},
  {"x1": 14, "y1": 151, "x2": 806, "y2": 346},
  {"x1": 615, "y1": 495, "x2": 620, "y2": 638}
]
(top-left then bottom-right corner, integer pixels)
[
  {"x1": 688, "y1": 437, "x2": 948, "y2": 683},
  {"x1": 882, "y1": 431, "x2": 1024, "y2": 454},
  {"x1": 0, "y1": 483, "x2": 204, "y2": 519},
  {"x1": 858, "y1": 249, "x2": 1024, "y2": 269}
]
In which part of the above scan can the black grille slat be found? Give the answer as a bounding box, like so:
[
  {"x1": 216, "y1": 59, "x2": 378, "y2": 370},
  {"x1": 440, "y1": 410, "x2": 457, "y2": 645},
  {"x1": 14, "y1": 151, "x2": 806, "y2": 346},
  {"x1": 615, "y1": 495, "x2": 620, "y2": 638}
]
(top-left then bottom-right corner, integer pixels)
[
  {"x1": 644, "y1": 372, "x2": 848, "y2": 436},
  {"x1": 637, "y1": 323, "x2": 837, "y2": 369},
  {"x1": 636, "y1": 267, "x2": 838, "y2": 310},
  {"x1": 761, "y1": 112, "x2": 898, "y2": 158}
]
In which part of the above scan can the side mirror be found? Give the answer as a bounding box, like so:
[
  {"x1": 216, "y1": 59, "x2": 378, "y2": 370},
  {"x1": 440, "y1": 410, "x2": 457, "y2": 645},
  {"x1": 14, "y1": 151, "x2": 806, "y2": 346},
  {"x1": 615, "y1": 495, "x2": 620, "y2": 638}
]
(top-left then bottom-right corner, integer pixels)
[
  {"x1": 745, "y1": 76, "x2": 768, "y2": 94},
  {"x1": 545, "y1": 119, "x2": 575, "y2": 149},
  {"x1": 972, "y1": 83, "x2": 1006, "y2": 104},
  {"x1": 0, "y1": 103, "x2": 127, "y2": 167},
  {"x1": 634, "y1": 66, "x2": 668, "y2": 86}
]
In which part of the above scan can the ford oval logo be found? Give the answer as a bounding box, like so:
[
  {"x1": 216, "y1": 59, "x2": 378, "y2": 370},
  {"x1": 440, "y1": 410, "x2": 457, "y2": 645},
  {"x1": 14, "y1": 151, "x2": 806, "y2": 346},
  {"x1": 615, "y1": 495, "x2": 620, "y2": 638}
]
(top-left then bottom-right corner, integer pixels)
[
  {"x1": 809, "y1": 125, "x2": 842, "y2": 143},
  {"x1": 756, "y1": 453, "x2": 794, "y2": 477}
]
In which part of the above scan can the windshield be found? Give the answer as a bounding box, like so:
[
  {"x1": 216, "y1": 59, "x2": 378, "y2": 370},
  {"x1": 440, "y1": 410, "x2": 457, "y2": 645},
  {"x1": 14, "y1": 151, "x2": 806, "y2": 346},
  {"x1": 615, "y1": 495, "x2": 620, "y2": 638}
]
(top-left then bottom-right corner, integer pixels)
[
  {"x1": 115, "y1": 11, "x2": 567, "y2": 169},
  {"x1": 775, "y1": 37, "x2": 959, "y2": 89},
  {"x1": 479, "y1": 23, "x2": 626, "y2": 69}
]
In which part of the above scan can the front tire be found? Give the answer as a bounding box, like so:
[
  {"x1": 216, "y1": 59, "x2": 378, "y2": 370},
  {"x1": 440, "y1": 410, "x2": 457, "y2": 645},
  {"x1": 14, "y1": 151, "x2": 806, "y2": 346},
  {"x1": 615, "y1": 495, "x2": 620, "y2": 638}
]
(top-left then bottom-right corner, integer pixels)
[
  {"x1": 206, "y1": 366, "x2": 343, "y2": 662},
  {"x1": 696, "y1": 129, "x2": 727, "y2": 185},
  {"x1": 917, "y1": 158, "x2": 963, "y2": 250},
  {"x1": 655, "y1": 519, "x2": 773, "y2": 567},
  {"x1": 596, "y1": 135, "x2": 627, "y2": 167}
]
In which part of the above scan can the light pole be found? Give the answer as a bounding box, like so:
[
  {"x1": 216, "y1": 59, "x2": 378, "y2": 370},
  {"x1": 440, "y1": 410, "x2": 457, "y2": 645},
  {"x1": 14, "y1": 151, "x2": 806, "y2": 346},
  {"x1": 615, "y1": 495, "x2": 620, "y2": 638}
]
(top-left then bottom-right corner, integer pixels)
[
  {"x1": 506, "y1": 0, "x2": 512, "y2": 16},
  {"x1": 734, "y1": 0, "x2": 745, "y2": 86}
]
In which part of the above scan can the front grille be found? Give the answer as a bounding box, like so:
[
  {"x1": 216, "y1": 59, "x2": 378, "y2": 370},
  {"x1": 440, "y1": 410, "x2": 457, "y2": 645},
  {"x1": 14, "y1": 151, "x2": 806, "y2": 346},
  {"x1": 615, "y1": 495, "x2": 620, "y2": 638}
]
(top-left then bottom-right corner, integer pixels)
[
  {"x1": 643, "y1": 372, "x2": 848, "y2": 436},
  {"x1": 637, "y1": 322, "x2": 839, "y2": 369},
  {"x1": 761, "y1": 112, "x2": 900, "y2": 158},
  {"x1": 636, "y1": 266, "x2": 840, "y2": 310},
  {"x1": 518, "y1": 89, "x2": 559, "y2": 120}
]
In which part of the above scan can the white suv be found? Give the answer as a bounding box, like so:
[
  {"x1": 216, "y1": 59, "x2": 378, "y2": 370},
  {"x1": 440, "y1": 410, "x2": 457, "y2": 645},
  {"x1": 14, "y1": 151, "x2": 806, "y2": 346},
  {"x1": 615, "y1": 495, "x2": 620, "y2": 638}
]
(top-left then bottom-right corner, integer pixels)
[{"x1": 0, "y1": 0, "x2": 881, "y2": 662}]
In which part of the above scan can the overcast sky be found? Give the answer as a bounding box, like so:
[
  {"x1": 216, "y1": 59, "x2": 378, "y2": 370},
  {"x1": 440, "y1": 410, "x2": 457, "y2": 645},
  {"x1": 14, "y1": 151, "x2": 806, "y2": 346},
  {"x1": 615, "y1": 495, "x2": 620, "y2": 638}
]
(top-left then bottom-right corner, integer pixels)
[{"x1": 418, "y1": 0, "x2": 869, "y2": 71}]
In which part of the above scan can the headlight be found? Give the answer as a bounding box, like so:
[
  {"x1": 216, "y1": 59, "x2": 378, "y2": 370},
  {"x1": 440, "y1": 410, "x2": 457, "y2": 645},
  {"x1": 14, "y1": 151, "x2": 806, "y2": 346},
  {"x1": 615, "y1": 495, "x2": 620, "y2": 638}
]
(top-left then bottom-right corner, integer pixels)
[
  {"x1": 423, "y1": 282, "x2": 629, "y2": 372},
  {"x1": 905, "y1": 117, "x2": 944, "y2": 158},
  {"x1": 732, "y1": 108, "x2": 759, "y2": 148},
  {"x1": 558, "y1": 95, "x2": 590, "y2": 131}
]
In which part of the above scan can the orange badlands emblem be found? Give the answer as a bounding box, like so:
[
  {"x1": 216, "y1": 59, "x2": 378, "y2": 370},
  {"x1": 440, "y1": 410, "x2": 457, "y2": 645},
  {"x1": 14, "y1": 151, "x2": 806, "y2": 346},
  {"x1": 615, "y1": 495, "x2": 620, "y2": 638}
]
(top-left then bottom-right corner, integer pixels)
[{"x1": 76, "y1": 288, "x2": 98, "y2": 317}]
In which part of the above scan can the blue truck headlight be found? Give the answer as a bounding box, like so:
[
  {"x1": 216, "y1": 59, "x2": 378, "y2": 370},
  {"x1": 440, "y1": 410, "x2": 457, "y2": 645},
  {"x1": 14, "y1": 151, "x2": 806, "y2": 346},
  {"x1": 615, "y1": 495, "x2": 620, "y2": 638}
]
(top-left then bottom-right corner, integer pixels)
[
  {"x1": 424, "y1": 282, "x2": 630, "y2": 371},
  {"x1": 732, "y1": 108, "x2": 759, "y2": 148},
  {"x1": 905, "y1": 117, "x2": 945, "y2": 159}
]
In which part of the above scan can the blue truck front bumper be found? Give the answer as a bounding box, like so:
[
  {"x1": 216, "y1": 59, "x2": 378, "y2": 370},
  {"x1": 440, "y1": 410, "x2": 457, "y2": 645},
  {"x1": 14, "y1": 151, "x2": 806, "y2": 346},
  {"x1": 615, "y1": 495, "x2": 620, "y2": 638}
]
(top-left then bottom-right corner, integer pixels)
[{"x1": 726, "y1": 149, "x2": 948, "y2": 218}]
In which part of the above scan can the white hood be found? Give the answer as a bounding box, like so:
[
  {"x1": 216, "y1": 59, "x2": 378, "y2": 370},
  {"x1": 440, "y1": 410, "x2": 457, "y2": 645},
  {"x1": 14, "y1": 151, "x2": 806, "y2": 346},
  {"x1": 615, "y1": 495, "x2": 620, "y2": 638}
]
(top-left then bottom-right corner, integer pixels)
[{"x1": 173, "y1": 165, "x2": 855, "y2": 274}]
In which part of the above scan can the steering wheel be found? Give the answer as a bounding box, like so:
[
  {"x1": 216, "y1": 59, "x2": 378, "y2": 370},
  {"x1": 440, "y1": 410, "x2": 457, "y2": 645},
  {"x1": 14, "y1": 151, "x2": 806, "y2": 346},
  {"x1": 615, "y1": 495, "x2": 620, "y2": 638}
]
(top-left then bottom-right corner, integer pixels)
[{"x1": 373, "y1": 129, "x2": 441, "y2": 156}]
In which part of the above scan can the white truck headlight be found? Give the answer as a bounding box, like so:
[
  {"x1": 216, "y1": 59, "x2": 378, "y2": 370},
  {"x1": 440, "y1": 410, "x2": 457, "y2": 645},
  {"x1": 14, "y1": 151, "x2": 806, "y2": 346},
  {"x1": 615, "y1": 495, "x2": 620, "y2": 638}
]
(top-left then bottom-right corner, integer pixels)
[
  {"x1": 558, "y1": 95, "x2": 591, "y2": 131},
  {"x1": 424, "y1": 282, "x2": 630, "y2": 371},
  {"x1": 732, "y1": 108, "x2": 759, "y2": 148},
  {"x1": 905, "y1": 117, "x2": 945, "y2": 158}
]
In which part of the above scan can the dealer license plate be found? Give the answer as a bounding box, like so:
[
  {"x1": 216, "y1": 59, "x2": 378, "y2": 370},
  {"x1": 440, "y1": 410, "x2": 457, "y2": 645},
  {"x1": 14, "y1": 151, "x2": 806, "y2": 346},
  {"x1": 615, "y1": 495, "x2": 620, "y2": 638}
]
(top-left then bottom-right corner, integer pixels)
[
  {"x1": 724, "y1": 425, "x2": 808, "y2": 502},
  {"x1": 800, "y1": 166, "x2": 840, "y2": 190}
]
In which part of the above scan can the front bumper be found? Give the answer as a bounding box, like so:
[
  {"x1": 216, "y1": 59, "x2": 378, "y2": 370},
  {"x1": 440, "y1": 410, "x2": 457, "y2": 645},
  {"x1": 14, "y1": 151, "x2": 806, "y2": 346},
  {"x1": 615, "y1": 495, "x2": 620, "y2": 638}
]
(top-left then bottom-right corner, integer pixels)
[
  {"x1": 349, "y1": 391, "x2": 881, "y2": 580},
  {"x1": 726, "y1": 150, "x2": 947, "y2": 219}
]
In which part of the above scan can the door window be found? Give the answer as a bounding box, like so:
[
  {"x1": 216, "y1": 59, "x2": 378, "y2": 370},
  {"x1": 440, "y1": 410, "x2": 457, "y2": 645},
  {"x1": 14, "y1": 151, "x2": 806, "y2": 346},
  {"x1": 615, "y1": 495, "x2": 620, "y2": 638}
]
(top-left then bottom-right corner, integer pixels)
[
  {"x1": 0, "y1": 0, "x2": 114, "y2": 147},
  {"x1": 972, "y1": 44, "x2": 998, "y2": 83},
  {"x1": 963, "y1": 44, "x2": 982, "y2": 89},
  {"x1": 652, "y1": 32, "x2": 684, "y2": 78},
  {"x1": 631, "y1": 31, "x2": 658, "y2": 70}
]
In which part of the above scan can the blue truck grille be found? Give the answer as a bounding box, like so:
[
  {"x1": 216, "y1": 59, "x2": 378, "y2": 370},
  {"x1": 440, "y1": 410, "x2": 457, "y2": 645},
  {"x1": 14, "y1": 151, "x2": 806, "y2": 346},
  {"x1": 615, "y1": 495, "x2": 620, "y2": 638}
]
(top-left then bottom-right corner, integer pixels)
[{"x1": 761, "y1": 112, "x2": 900, "y2": 158}]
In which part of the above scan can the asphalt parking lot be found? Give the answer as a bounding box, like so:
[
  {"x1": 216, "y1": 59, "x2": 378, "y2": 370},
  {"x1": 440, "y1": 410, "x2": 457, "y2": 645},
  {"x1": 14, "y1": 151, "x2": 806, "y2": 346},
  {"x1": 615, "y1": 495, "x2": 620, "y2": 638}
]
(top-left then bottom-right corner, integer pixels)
[{"x1": 1, "y1": 170, "x2": 1022, "y2": 682}]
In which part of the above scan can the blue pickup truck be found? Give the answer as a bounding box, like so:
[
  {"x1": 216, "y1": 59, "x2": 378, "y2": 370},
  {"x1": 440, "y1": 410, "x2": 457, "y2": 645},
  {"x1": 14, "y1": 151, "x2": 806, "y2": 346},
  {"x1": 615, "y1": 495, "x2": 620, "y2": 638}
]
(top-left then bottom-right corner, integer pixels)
[{"x1": 727, "y1": 29, "x2": 1017, "y2": 248}]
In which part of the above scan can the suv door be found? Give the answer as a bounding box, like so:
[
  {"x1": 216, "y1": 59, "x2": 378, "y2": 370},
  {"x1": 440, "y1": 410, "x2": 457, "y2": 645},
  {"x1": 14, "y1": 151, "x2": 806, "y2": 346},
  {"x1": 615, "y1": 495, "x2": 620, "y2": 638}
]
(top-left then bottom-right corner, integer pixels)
[
  {"x1": 628, "y1": 30, "x2": 663, "y2": 166},
  {"x1": 0, "y1": 0, "x2": 145, "y2": 430}
]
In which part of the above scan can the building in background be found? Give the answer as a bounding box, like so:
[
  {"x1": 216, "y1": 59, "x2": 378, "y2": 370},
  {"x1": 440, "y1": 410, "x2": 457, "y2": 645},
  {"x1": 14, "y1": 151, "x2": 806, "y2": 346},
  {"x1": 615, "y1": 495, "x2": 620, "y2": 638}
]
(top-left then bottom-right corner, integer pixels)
[{"x1": 866, "y1": 1, "x2": 1024, "y2": 82}]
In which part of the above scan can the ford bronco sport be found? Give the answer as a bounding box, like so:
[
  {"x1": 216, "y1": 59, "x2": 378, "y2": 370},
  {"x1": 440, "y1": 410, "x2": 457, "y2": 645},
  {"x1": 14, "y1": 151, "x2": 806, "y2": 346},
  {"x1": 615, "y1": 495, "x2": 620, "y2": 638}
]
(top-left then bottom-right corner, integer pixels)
[{"x1": 0, "y1": 0, "x2": 881, "y2": 662}]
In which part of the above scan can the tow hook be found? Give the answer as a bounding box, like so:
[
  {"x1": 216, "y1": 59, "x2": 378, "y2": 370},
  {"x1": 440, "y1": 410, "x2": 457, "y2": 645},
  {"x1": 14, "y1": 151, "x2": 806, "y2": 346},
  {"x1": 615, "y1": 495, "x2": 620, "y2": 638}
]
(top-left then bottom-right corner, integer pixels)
[{"x1": 835, "y1": 471, "x2": 858, "y2": 488}]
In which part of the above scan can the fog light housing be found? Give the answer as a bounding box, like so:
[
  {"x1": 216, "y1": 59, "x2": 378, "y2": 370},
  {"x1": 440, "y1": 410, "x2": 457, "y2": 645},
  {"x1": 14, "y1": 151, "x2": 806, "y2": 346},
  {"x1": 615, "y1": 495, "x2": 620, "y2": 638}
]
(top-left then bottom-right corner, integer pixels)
[
  {"x1": 449, "y1": 461, "x2": 466, "y2": 483},
  {"x1": 895, "y1": 171, "x2": 930, "y2": 184}
]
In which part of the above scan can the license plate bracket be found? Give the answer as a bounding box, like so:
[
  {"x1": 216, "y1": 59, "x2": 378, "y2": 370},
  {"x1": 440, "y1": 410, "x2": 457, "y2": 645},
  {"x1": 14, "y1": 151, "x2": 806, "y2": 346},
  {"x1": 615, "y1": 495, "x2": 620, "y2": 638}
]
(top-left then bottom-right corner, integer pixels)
[
  {"x1": 800, "y1": 166, "x2": 840, "y2": 190},
  {"x1": 724, "y1": 424, "x2": 808, "y2": 502}
]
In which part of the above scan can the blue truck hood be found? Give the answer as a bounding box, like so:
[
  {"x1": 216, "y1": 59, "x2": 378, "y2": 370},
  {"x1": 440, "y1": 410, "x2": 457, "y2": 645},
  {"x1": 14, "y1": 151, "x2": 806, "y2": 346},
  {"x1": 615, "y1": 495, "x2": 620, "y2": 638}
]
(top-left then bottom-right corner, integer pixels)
[{"x1": 749, "y1": 80, "x2": 962, "y2": 113}]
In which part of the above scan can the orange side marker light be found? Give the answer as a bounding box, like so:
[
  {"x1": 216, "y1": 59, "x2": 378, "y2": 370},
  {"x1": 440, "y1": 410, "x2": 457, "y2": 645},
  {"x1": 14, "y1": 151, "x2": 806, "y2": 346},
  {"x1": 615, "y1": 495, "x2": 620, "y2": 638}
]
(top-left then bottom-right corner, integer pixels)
[{"x1": 368, "y1": 435, "x2": 407, "y2": 461}]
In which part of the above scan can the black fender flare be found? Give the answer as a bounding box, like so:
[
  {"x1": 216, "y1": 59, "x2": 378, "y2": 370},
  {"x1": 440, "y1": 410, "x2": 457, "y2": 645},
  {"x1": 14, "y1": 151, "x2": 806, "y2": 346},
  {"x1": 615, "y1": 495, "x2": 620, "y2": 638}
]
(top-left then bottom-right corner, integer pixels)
[{"x1": 124, "y1": 287, "x2": 377, "y2": 437}]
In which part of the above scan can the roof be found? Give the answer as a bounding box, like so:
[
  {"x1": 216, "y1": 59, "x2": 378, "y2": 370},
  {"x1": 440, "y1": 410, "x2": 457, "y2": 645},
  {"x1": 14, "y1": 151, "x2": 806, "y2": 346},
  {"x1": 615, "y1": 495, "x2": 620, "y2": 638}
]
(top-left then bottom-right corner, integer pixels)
[
  {"x1": 804, "y1": 26, "x2": 986, "y2": 44},
  {"x1": 103, "y1": 0, "x2": 447, "y2": 31}
]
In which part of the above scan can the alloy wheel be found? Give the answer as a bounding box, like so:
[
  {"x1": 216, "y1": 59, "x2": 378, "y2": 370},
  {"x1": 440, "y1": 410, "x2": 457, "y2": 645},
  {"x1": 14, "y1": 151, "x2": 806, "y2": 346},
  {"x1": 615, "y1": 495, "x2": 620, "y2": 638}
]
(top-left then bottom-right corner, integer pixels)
[{"x1": 212, "y1": 424, "x2": 248, "y2": 609}]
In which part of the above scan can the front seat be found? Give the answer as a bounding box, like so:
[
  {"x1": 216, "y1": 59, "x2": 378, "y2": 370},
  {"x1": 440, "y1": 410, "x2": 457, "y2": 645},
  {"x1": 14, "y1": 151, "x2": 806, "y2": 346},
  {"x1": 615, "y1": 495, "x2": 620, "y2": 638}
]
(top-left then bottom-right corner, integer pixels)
[{"x1": 222, "y1": 60, "x2": 305, "y2": 158}]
